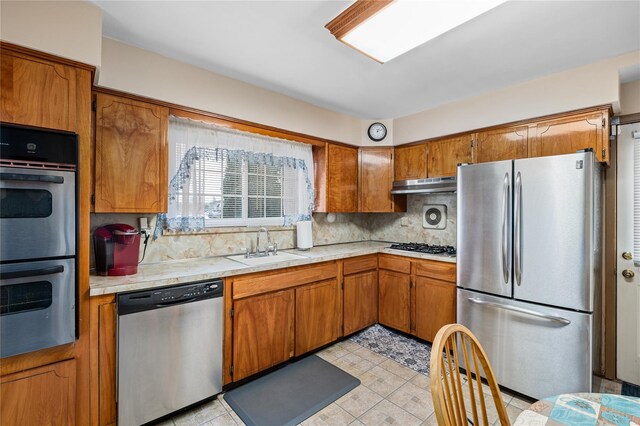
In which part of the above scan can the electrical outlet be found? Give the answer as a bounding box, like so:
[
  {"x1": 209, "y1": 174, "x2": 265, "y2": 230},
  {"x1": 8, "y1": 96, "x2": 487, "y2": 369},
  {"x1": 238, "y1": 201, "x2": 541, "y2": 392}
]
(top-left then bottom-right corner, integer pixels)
[
  {"x1": 139, "y1": 217, "x2": 149, "y2": 231},
  {"x1": 400, "y1": 217, "x2": 409, "y2": 227}
]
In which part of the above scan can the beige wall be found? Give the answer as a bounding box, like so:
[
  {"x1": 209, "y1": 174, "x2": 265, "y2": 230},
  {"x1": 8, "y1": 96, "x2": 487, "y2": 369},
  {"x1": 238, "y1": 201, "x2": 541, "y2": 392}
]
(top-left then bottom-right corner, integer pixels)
[
  {"x1": 393, "y1": 51, "x2": 640, "y2": 144},
  {"x1": 0, "y1": 0, "x2": 102, "y2": 68},
  {"x1": 620, "y1": 80, "x2": 640, "y2": 115},
  {"x1": 2, "y1": 1, "x2": 638, "y2": 147},
  {"x1": 359, "y1": 119, "x2": 395, "y2": 147},
  {"x1": 98, "y1": 38, "x2": 362, "y2": 145}
]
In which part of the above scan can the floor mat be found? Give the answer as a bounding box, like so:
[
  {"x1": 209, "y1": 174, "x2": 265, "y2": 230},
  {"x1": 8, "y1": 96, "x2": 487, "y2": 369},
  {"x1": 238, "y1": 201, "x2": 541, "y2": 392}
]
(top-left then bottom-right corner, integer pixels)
[
  {"x1": 622, "y1": 381, "x2": 640, "y2": 397},
  {"x1": 224, "y1": 355, "x2": 360, "y2": 426},
  {"x1": 349, "y1": 324, "x2": 433, "y2": 375}
]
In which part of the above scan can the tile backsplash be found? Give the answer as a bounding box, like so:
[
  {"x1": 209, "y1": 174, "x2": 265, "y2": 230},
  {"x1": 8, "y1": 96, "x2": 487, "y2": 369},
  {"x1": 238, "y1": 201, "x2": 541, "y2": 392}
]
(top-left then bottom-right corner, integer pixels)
[
  {"x1": 89, "y1": 193, "x2": 456, "y2": 266},
  {"x1": 368, "y1": 194, "x2": 456, "y2": 246}
]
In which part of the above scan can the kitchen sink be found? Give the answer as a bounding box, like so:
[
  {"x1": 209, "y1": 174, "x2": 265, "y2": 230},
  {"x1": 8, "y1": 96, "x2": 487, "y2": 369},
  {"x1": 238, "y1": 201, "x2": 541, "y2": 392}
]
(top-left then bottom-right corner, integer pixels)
[{"x1": 226, "y1": 251, "x2": 309, "y2": 266}]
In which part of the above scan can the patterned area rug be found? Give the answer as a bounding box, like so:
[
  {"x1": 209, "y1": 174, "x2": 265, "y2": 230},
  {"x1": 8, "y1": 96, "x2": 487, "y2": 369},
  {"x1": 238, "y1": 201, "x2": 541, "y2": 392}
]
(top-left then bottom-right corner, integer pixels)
[{"x1": 349, "y1": 324, "x2": 433, "y2": 375}]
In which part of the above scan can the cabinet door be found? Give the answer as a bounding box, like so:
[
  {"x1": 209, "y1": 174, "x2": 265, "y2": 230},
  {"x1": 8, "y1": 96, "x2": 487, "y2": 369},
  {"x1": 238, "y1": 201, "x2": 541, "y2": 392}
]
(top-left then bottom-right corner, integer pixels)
[
  {"x1": 1, "y1": 52, "x2": 77, "y2": 131},
  {"x1": 360, "y1": 148, "x2": 405, "y2": 212},
  {"x1": 378, "y1": 270, "x2": 411, "y2": 333},
  {"x1": 327, "y1": 144, "x2": 358, "y2": 212},
  {"x1": 394, "y1": 144, "x2": 427, "y2": 181},
  {"x1": 90, "y1": 296, "x2": 117, "y2": 426},
  {"x1": 295, "y1": 279, "x2": 341, "y2": 356},
  {"x1": 476, "y1": 126, "x2": 528, "y2": 163},
  {"x1": 233, "y1": 289, "x2": 294, "y2": 380},
  {"x1": 427, "y1": 135, "x2": 473, "y2": 178},
  {"x1": 531, "y1": 112, "x2": 606, "y2": 162},
  {"x1": 344, "y1": 270, "x2": 378, "y2": 335},
  {"x1": 414, "y1": 277, "x2": 456, "y2": 342},
  {"x1": 1, "y1": 359, "x2": 76, "y2": 426},
  {"x1": 94, "y1": 93, "x2": 168, "y2": 213}
]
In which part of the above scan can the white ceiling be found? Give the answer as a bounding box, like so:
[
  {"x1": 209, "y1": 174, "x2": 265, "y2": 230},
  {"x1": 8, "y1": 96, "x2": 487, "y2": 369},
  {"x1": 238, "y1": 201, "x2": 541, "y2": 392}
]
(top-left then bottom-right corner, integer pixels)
[{"x1": 93, "y1": 1, "x2": 640, "y2": 120}]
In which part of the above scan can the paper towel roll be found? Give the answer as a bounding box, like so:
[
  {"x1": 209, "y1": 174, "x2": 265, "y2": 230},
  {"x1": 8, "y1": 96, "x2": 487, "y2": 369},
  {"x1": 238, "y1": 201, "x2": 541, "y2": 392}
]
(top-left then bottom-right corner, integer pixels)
[{"x1": 296, "y1": 221, "x2": 313, "y2": 250}]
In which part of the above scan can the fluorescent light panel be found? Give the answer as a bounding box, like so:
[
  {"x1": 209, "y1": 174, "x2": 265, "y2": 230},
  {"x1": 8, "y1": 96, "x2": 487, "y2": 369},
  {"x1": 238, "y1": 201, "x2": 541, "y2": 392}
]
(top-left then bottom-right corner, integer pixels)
[{"x1": 338, "y1": 0, "x2": 507, "y2": 63}]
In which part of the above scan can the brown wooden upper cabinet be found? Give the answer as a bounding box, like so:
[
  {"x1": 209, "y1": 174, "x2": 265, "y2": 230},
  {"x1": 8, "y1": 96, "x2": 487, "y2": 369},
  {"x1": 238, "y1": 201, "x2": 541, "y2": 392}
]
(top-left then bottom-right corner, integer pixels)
[
  {"x1": 1, "y1": 51, "x2": 77, "y2": 132},
  {"x1": 314, "y1": 143, "x2": 358, "y2": 212},
  {"x1": 475, "y1": 126, "x2": 529, "y2": 163},
  {"x1": 427, "y1": 135, "x2": 473, "y2": 178},
  {"x1": 359, "y1": 147, "x2": 406, "y2": 212},
  {"x1": 394, "y1": 143, "x2": 427, "y2": 181},
  {"x1": 530, "y1": 111, "x2": 609, "y2": 163},
  {"x1": 94, "y1": 92, "x2": 169, "y2": 213}
]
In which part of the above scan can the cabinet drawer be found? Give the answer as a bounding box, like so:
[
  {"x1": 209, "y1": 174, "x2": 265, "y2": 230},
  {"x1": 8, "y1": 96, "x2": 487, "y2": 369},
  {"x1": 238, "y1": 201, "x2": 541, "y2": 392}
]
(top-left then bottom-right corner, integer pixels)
[
  {"x1": 233, "y1": 261, "x2": 338, "y2": 299},
  {"x1": 414, "y1": 260, "x2": 456, "y2": 283},
  {"x1": 343, "y1": 255, "x2": 377, "y2": 276},
  {"x1": 378, "y1": 255, "x2": 411, "y2": 274}
]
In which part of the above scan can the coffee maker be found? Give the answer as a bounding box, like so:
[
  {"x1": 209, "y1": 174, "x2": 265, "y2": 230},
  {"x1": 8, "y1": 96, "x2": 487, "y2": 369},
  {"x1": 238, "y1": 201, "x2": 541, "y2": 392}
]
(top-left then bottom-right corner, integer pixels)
[{"x1": 94, "y1": 224, "x2": 141, "y2": 276}]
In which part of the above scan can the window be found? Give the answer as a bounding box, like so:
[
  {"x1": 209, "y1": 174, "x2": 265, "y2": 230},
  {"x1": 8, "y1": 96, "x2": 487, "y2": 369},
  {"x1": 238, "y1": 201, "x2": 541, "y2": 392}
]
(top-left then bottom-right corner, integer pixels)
[{"x1": 159, "y1": 116, "x2": 314, "y2": 233}]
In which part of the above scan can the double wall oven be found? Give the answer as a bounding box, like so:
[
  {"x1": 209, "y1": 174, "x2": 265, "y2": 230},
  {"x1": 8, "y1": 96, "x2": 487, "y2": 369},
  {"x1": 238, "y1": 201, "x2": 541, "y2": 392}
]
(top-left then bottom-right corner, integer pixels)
[{"x1": 0, "y1": 123, "x2": 78, "y2": 358}]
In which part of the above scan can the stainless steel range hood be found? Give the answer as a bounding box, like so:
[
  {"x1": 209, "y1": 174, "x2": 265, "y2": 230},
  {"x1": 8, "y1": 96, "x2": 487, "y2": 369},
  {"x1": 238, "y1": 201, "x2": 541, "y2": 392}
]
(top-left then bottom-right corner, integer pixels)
[{"x1": 390, "y1": 177, "x2": 457, "y2": 194}]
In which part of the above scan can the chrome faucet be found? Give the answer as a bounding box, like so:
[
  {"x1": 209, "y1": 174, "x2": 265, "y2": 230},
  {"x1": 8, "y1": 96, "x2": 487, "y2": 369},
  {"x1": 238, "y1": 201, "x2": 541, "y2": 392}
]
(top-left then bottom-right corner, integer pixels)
[
  {"x1": 244, "y1": 227, "x2": 277, "y2": 258},
  {"x1": 256, "y1": 227, "x2": 270, "y2": 255}
]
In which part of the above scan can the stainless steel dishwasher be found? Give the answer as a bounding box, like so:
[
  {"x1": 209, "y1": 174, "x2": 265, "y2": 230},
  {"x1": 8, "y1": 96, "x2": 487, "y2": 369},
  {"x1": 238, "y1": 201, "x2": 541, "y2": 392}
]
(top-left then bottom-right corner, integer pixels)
[{"x1": 117, "y1": 280, "x2": 223, "y2": 426}]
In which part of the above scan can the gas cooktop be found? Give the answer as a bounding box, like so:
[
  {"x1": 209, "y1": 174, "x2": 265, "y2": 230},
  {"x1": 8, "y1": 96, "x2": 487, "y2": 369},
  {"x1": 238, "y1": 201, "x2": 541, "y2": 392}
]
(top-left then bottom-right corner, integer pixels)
[{"x1": 388, "y1": 243, "x2": 456, "y2": 257}]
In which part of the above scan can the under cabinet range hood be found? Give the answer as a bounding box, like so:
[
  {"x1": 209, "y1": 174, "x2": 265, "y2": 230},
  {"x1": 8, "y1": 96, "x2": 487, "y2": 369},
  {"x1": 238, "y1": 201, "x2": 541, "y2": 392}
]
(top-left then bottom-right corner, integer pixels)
[{"x1": 390, "y1": 177, "x2": 457, "y2": 194}]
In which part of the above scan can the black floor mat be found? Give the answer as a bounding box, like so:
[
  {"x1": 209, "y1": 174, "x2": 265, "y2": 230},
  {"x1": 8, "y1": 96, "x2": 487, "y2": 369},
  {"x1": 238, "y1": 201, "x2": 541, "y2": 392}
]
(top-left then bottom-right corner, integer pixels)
[
  {"x1": 224, "y1": 355, "x2": 360, "y2": 426},
  {"x1": 622, "y1": 381, "x2": 640, "y2": 397}
]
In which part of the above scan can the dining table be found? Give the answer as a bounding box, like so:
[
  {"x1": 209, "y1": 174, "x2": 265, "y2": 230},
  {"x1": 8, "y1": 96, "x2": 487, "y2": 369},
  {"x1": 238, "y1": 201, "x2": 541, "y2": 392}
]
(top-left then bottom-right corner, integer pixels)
[{"x1": 513, "y1": 392, "x2": 640, "y2": 425}]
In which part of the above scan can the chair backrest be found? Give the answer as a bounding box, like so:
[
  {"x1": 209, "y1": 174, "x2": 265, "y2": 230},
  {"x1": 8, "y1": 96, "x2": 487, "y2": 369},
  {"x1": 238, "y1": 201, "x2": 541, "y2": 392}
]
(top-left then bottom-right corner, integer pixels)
[{"x1": 429, "y1": 324, "x2": 510, "y2": 426}]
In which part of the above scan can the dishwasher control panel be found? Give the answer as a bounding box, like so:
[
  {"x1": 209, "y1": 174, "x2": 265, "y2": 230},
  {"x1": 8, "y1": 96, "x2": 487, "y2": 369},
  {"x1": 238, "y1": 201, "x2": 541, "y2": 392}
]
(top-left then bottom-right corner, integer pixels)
[
  {"x1": 156, "y1": 282, "x2": 221, "y2": 303},
  {"x1": 118, "y1": 279, "x2": 224, "y2": 315}
]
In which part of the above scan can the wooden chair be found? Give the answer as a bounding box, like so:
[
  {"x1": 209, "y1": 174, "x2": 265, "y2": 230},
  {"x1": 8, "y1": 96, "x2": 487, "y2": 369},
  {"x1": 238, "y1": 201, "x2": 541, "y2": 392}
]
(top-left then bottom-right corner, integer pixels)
[{"x1": 429, "y1": 324, "x2": 510, "y2": 426}]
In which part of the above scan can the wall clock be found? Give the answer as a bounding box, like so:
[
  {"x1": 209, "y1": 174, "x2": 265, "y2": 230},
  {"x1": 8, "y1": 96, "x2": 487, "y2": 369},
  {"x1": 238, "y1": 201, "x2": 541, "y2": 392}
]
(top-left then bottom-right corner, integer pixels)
[{"x1": 367, "y1": 122, "x2": 387, "y2": 142}]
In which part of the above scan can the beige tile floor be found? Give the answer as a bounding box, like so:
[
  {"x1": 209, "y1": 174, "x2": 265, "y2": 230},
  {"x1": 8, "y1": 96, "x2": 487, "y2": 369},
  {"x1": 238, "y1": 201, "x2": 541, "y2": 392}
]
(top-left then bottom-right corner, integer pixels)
[{"x1": 160, "y1": 339, "x2": 622, "y2": 426}]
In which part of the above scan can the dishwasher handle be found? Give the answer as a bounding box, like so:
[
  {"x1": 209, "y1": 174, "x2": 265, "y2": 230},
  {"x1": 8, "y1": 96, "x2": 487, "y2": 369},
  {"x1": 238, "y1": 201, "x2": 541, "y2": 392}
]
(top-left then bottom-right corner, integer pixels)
[
  {"x1": 155, "y1": 297, "x2": 198, "y2": 308},
  {"x1": 118, "y1": 279, "x2": 223, "y2": 316}
]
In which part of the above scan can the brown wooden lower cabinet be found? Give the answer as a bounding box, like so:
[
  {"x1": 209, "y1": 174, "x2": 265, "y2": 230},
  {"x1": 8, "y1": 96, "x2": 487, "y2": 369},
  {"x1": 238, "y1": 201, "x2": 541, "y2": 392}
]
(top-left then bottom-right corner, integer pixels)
[
  {"x1": 295, "y1": 279, "x2": 342, "y2": 356},
  {"x1": 378, "y1": 269, "x2": 411, "y2": 333},
  {"x1": 90, "y1": 295, "x2": 117, "y2": 426},
  {"x1": 378, "y1": 254, "x2": 456, "y2": 342},
  {"x1": 84, "y1": 255, "x2": 456, "y2": 397},
  {"x1": 233, "y1": 289, "x2": 294, "y2": 381},
  {"x1": 0, "y1": 358, "x2": 76, "y2": 426},
  {"x1": 414, "y1": 277, "x2": 457, "y2": 342},
  {"x1": 343, "y1": 270, "x2": 378, "y2": 335}
]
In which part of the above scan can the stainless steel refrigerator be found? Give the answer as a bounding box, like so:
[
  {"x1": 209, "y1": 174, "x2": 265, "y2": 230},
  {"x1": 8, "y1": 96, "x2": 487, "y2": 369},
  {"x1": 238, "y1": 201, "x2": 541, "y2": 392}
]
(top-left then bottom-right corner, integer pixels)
[{"x1": 456, "y1": 151, "x2": 602, "y2": 400}]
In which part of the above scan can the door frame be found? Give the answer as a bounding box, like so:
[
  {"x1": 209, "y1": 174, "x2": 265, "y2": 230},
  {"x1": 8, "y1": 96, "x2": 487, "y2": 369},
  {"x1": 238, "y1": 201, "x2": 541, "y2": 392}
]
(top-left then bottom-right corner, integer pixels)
[
  {"x1": 604, "y1": 114, "x2": 640, "y2": 380},
  {"x1": 603, "y1": 121, "x2": 617, "y2": 379}
]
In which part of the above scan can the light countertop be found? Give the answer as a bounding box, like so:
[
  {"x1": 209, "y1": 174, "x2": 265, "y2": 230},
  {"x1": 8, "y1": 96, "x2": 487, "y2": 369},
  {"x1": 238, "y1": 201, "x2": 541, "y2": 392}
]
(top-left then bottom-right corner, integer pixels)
[{"x1": 89, "y1": 241, "x2": 456, "y2": 296}]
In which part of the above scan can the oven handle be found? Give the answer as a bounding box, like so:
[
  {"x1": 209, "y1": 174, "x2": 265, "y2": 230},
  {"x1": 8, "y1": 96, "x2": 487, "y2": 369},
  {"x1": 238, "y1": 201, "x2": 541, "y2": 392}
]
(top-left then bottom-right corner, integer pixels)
[
  {"x1": 0, "y1": 265, "x2": 64, "y2": 280},
  {"x1": 0, "y1": 173, "x2": 64, "y2": 184}
]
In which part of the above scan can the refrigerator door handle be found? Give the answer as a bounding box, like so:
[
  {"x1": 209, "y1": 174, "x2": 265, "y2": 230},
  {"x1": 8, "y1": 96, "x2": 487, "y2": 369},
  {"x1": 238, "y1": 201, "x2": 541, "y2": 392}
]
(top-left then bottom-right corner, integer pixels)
[
  {"x1": 467, "y1": 298, "x2": 572, "y2": 325},
  {"x1": 502, "y1": 173, "x2": 510, "y2": 284},
  {"x1": 514, "y1": 171, "x2": 522, "y2": 286}
]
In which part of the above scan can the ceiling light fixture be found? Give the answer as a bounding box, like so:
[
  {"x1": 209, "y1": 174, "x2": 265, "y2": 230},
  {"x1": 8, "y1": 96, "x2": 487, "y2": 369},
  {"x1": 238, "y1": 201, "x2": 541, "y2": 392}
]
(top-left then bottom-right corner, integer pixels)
[{"x1": 326, "y1": 0, "x2": 507, "y2": 63}]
